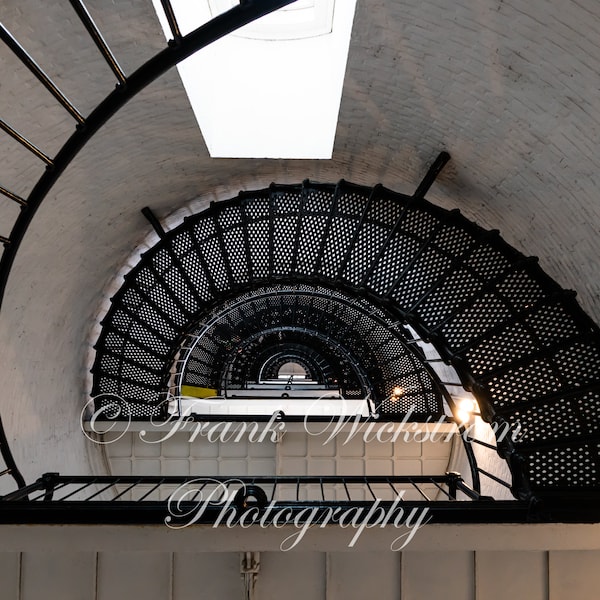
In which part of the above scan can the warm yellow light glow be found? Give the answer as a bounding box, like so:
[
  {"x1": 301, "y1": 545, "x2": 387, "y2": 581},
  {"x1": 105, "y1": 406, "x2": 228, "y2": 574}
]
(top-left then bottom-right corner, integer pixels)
[
  {"x1": 456, "y1": 398, "x2": 479, "y2": 423},
  {"x1": 393, "y1": 386, "x2": 404, "y2": 397}
]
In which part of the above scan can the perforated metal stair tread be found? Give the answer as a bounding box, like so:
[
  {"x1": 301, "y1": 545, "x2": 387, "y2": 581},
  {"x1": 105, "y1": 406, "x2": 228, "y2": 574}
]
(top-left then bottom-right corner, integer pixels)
[{"x1": 91, "y1": 181, "x2": 600, "y2": 491}]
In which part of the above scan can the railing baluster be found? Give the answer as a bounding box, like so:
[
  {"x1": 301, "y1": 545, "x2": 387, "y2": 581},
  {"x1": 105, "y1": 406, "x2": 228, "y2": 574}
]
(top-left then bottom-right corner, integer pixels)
[
  {"x1": 187, "y1": 481, "x2": 208, "y2": 503},
  {"x1": 160, "y1": 0, "x2": 183, "y2": 42},
  {"x1": 56, "y1": 479, "x2": 100, "y2": 501},
  {"x1": 337, "y1": 184, "x2": 381, "y2": 280},
  {"x1": 429, "y1": 479, "x2": 452, "y2": 500},
  {"x1": 413, "y1": 152, "x2": 451, "y2": 200},
  {"x1": 409, "y1": 478, "x2": 431, "y2": 501},
  {"x1": 0, "y1": 119, "x2": 54, "y2": 166},
  {"x1": 0, "y1": 185, "x2": 27, "y2": 207},
  {"x1": 386, "y1": 478, "x2": 400, "y2": 498},
  {"x1": 465, "y1": 436, "x2": 498, "y2": 451},
  {"x1": 84, "y1": 480, "x2": 122, "y2": 501},
  {"x1": 455, "y1": 480, "x2": 483, "y2": 500},
  {"x1": 68, "y1": 0, "x2": 127, "y2": 85},
  {"x1": 342, "y1": 478, "x2": 351, "y2": 501},
  {"x1": 0, "y1": 23, "x2": 85, "y2": 124},
  {"x1": 111, "y1": 481, "x2": 142, "y2": 501},
  {"x1": 477, "y1": 467, "x2": 512, "y2": 489},
  {"x1": 136, "y1": 478, "x2": 167, "y2": 502},
  {"x1": 364, "y1": 478, "x2": 377, "y2": 500},
  {"x1": 313, "y1": 181, "x2": 343, "y2": 275}
]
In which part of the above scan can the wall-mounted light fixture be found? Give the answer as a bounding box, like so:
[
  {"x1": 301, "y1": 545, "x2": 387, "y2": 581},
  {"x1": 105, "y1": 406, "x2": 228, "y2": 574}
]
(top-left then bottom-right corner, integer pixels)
[
  {"x1": 391, "y1": 386, "x2": 405, "y2": 403},
  {"x1": 455, "y1": 398, "x2": 481, "y2": 424}
]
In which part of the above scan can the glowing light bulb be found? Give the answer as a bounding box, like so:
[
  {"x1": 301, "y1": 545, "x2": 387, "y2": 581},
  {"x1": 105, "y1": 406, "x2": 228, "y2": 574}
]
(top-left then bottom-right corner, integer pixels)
[
  {"x1": 390, "y1": 387, "x2": 404, "y2": 403},
  {"x1": 456, "y1": 398, "x2": 479, "y2": 423}
]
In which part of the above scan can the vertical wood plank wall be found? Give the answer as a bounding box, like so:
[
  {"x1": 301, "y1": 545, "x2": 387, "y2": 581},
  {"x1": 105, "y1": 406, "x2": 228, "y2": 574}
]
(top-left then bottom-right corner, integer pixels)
[{"x1": 0, "y1": 549, "x2": 599, "y2": 600}]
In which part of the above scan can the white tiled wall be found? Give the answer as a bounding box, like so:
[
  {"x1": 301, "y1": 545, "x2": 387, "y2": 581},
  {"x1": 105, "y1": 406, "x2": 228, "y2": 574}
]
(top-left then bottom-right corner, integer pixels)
[
  {"x1": 102, "y1": 422, "x2": 456, "y2": 501},
  {"x1": 106, "y1": 427, "x2": 278, "y2": 478}
]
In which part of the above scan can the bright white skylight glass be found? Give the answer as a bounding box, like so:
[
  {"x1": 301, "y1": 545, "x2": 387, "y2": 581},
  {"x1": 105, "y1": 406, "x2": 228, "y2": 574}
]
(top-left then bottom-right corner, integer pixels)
[
  {"x1": 207, "y1": 0, "x2": 335, "y2": 40},
  {"x1": 151, "y1": 0, "x2": 357, "y2": 158}
]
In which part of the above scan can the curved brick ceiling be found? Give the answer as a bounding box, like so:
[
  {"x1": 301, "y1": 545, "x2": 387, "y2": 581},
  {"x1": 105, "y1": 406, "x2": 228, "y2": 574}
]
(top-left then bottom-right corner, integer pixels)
[{"x1": 0, "y1": 0, "x2": 599, "y2": 481}]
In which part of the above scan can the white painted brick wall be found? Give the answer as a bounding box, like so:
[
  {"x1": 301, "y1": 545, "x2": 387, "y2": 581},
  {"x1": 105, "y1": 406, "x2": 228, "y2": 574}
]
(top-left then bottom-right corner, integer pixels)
[{"x1": 2, "y1": 0, "x2": 600, "y2": 487}]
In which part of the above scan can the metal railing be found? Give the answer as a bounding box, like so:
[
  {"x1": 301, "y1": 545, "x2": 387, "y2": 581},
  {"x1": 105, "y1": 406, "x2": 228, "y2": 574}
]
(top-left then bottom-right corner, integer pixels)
[
  {"x1": 0, "y1": 415, "x2": 25, "y2": 491},
  {"x1": 0, "y1": 0, "x2": 298, "y2": 316},
  {"x1": 0, "y1": 0, "x2": 298, "y2": 500},
  {"x1": 0, "y1": 472, "x2": 537, "y2": 525},
  {"x1": 1, "y1": 0, "x2": 600, "y2": 520},
  {"x1": 2, "y1": 473, "x2": 481, "y2": 503}
]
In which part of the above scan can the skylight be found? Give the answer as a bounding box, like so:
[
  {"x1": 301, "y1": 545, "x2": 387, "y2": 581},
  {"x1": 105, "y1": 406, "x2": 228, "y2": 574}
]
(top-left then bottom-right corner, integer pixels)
[{"x1": 151, "y1": 0, "x2": 357, "y2": 158}]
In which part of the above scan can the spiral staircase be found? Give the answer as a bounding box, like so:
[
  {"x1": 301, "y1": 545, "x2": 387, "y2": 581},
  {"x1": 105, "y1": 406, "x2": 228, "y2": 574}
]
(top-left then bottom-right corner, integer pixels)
[
  {"x1": 91, "y1": 176, "x2": 600, "y2": 501},
  {"x1": 1, "y1": 1, "x2": 600, "y2": 598},
  {"x1": 0, "y1": 0, "x2": 597, "y2": 530}
]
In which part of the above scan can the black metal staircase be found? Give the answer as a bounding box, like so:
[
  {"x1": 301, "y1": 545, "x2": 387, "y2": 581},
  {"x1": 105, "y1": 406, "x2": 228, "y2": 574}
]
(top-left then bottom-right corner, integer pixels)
[{"x1": 91, "y1": 177, "x2": 600, "y2": 498}]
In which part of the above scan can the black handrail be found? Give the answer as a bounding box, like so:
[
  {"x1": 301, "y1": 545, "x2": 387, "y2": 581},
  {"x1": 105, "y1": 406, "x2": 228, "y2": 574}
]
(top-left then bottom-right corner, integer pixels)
[
  {"x1": 0, "y1": 0, "x2": 297, "y2": 314},
  {"x1": 0, "y1": 414, "x2": 26, "y2": 491},
  {"x1": 0, "y1": 0, "x2": 298, "y2": 493},
  {"x1": 0, "y1": 472, "x2": 557, "y2": 525},
  {"x1": 3, "y1": 473, "x2": 479, "y2": 502}
]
